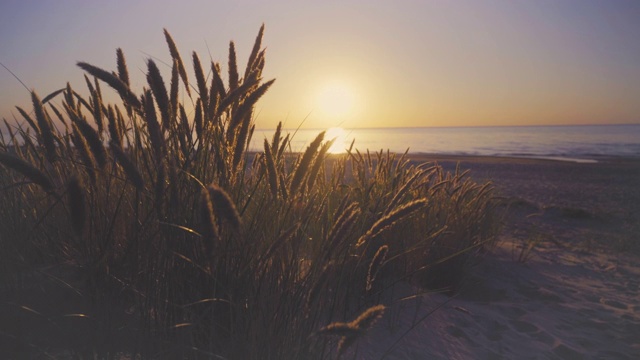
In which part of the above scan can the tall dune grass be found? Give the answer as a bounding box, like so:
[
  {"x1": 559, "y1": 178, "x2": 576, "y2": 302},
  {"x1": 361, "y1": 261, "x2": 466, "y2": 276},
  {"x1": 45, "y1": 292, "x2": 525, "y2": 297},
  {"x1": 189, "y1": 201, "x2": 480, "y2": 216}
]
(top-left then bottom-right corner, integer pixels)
[{"x1": 0, "y1": 26, "x2": 499, "y2": 359}]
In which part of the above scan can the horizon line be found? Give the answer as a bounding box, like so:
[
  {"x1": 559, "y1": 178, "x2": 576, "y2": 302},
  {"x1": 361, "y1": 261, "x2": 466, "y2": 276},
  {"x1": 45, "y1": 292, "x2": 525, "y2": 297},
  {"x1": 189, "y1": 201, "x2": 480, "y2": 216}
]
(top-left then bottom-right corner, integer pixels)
[{"x1": 254, "y1": 122, "x2": 640, "y2": 131}]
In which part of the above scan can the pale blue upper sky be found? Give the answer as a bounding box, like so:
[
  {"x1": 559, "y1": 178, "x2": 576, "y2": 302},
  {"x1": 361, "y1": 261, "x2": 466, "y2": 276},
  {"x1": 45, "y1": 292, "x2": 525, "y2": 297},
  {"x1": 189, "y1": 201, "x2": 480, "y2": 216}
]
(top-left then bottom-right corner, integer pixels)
[{"x1": 1, "y1": 0, "x2": 640, "y2": 129}]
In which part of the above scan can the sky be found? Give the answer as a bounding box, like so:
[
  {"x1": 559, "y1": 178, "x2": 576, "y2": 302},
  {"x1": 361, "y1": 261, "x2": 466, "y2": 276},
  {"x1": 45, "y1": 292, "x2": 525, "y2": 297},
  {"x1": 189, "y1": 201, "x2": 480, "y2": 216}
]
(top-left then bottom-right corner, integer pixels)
[{"x1": 1, "y1": 0, "x2": 640, "y2": 130}]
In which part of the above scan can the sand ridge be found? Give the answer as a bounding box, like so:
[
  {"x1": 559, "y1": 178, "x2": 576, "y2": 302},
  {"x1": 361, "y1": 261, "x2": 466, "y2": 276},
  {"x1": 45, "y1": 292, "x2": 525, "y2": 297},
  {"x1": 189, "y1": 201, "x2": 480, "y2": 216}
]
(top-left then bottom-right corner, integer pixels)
[{"x1": 344, "y1": 155, "x2": 640, "y2": 359}]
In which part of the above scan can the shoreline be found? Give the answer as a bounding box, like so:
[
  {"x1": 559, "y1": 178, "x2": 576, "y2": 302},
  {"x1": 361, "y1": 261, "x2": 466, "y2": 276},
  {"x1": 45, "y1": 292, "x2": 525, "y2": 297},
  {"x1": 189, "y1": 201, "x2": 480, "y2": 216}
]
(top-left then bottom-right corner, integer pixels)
[{"x1": 403, "y1": 153, "x2": 640, "y2": 252}]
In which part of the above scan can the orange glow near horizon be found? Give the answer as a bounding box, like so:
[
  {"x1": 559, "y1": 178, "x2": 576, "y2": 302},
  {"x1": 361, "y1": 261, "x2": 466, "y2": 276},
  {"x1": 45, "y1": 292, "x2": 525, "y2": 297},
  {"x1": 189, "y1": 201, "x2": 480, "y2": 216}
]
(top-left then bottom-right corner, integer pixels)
[{"x1": 315, "y1": 81, "x2": 357, "y2": 123}]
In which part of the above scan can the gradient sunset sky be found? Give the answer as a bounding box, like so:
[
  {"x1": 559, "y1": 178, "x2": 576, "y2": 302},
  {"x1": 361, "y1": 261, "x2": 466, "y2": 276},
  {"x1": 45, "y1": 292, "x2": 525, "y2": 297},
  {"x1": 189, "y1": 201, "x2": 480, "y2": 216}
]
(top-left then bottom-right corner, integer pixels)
[{"x1": 1, "y1": 0, "x2": 639, "y2": 129}]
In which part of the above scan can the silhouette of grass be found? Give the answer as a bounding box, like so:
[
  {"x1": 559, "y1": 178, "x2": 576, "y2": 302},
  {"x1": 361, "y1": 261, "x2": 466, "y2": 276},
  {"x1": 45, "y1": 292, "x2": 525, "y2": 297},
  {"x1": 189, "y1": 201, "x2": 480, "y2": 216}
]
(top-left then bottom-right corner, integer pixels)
[{"x1": 0, "y1": 26, "x2": 499, "y2": 359}]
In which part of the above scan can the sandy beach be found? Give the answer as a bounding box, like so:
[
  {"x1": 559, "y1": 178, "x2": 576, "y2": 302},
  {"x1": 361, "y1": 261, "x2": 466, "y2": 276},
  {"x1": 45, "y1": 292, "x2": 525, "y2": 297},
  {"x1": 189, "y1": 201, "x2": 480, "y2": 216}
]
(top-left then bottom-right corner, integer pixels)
[
  {"x1": 2, "y1": 154, "x2": 639, "y2": 358},
  {"x1": 357, "y1": 154, "x2": 640, "y2": 359}
]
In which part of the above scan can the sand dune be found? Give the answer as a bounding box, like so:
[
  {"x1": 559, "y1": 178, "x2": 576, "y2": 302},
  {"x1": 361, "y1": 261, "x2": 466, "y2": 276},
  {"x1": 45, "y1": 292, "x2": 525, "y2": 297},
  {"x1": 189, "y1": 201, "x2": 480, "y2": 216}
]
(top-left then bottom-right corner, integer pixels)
[
  {"x1": 349, "y1": 155, "x2": 640, "y2": 359},
  {"x1": 358, "y1": 238, "x2": 640, "y2": 359}
]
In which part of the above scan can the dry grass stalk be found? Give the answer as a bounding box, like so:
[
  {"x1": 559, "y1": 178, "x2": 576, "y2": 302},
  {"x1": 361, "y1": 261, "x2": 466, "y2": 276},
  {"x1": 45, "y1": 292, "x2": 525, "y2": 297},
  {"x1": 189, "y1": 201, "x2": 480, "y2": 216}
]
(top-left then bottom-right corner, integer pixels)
[
  {"x1": 253, "y1": 50, "x2": 266, "y2": 77},
  {"x1": 70, "y1": 109, "x2": 107, "y2": 168},
  {"x1": 245, "y1": 24, "x2": 265, "y2": 78},
  {"x1": 163, "y1": 28, "x2": 190, "y2": 97},
  {"x1": 31, "y1": 91, "x2": 57, "y2": 163},
  {"x1": 228, "y1": 41, "x2": 239, "y2": 91},
  {"x1": 277, "y1": 133, "x2": 290, "y2": 160},
  {"x1": 317, "y1": 322, "x2": 360, "y2": 337},
  {"x1": 193, "y1": 99, "x2": 203, "y2": 139},
  {"x1": 64, "y1": 82, "x2": 76, "y2": 109},
  {"x1": 271, "y1": 122, "x2": 282, "y2": 152},
  {"x1": 306, "y1": 138, "x2": 334, "y2": 190},
  {"x1": 169, "y1": 59, "x2": 180, "y2": 123},
  {"x1": 207, "y1": 184, "x2": 241, "y2": 232},
  {"x1": 69, "y1": 87, "x2": 92, "y2": 111},
  {"x1": 230, "y1": 79, "x2": 275, "y2": 136},
  {"x1": 351, "y1": 304, "x2": 385, "y2": 331},
  {"x1": 220, "y1": 70, "x2": 260, "y2": 126},
  {"x1": 107, "y1": 105, "x2": 122, "y2": 146},
  {"x1": 279, "y1": 172, "x2": 289, "y2": 200},
  {"x1": 259, "y1": 222, "x2": 300, "y2": 267},
  {"x1": 290, "y1": 131, "x2": 325, "y2": 195},
  {"x1": 366, "y1": 245, "x2": 389, "y2": 291},
  {"x1": 154, "y1": 159, "x2": 167, "y2": 220},
  {"x1": 0, "y1": 152, "x2": 53, "y2": 191},
  {"x1": 356, "y1": 198, "x2": 428, "y2": 247},
  {"x1": 319, "y1": 304, "x2": 386, "y2": 357},
  {"x1": 385, "y1": 168, "x2": 425, "y2": 215},
  {"x1": 77, "y1": 61, "x2": 142, "y2": 110},
  {"x1": 192, "y1": 52, "x2": 209, "y2": 113},
  {"x1": 210, "y1": 61, "x2": 227, "y2": 103},
  {"x1": 200, "y1": 188, "x2": 219, "y2": 256},
  {"x1": 15, "y1": 106, "x2": 39, "y2": 134},
  {"x1": 232, "y1": 110, "x2": 252, "y2": 170},
  {"x1": 116, "y1": 48, "x2": 130, "y2": 88},
  {"x1": 110, "y1": 141, "x2": 144, "y2": 190},
  {"x1": 41, "y1": 87, "x2": 65, "y2": 106},
  {"x1": 83, "y1": 74, "x2": 96, "y2": 99},
  {"x1": 67, "y1": 177, "x2": 86, "y2": 237},
  {"x1": 90, "y1": 77, "x2": 105, "y2": 137},
  {"x1": 337, "y1": 336, "x2": 358, "y2": 358},
  {"x1": 47, "y1": 103, "x2": 68, "y2": 135},
  {"x1": 147, "y1": 59, "x2": 171, "y2": 130},
  {"x1": 70, "y1": 123, "x2": 97, "y2": 183},
  {"x1": 327, "y1": 202, "x2": 361, "y2": 250},
  {"x1": 207, "y1": 75, "x2": 220, "y2": 117},
  {"x1": 143, "y1": 90, "x2": 166, "y2": 161},
  {"x1": 263, "y1": 139, "x2": 278, "y2": 198}
]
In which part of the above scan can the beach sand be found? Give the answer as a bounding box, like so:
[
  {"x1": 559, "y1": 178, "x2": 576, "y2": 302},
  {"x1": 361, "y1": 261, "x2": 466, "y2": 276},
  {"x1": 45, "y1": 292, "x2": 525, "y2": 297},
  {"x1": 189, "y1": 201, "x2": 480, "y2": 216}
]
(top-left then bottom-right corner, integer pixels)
[
  {"x1": 2, "y1": 155, "x2": 639, "y2": 358},
  {"x1": 356, "y1": 155, "x2": 640, "y2": 359}
]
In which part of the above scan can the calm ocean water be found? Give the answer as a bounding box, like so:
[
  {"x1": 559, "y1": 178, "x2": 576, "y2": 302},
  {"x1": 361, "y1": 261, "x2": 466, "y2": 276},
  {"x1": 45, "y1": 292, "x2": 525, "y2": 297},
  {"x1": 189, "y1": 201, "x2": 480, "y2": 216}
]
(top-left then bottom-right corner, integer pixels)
[{"x1": 251, "y1": 125, "x2": 640, "y2": 162}]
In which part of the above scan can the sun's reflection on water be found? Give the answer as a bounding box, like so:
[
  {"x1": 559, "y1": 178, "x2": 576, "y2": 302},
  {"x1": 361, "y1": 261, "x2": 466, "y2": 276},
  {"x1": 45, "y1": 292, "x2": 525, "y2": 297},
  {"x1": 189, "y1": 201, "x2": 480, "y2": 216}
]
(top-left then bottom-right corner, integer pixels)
[{"x1": 325, "y1": 127, "x2": 350, "y2": 154}]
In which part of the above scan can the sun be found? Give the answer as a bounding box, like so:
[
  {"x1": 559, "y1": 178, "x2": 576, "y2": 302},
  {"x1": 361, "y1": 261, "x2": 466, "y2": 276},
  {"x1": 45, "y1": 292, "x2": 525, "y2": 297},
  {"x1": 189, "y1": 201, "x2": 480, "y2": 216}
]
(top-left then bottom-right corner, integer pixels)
[{"x1": 316, "y1": 82, "x2": 355, "y2": 120}]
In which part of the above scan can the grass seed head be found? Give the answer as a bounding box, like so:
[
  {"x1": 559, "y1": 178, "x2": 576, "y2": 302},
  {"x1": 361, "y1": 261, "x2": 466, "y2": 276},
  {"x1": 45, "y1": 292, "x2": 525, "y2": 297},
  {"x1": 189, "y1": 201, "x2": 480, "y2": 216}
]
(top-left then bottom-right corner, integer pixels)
[
  {"x1": 146, "y1": 59, "x2": 171, "y2": 130},
  {"x1": 366, "y1": 245, "x2": 389, "y2": 291},
  {"x1": 351, "y1": 304, "x2": 386, "y2": 330},
  {"x1": 77, "y1": 61, "x2": 142, "y2": 110},
  {"x1": 116, "y1": 48, "x2": 130, "y2": 87},
  {"x1": 31, "y1": 91, "x2": 57, "y2": 163},
  {"x1": 163, "y1": 28, "x2": 190, "y2": 97},
  {"x1": 0, "y1": 152, "x2": 53, "y2": 192},
  {"x1": 207, "y1": 184, "x2": 241, "y2": 231}
]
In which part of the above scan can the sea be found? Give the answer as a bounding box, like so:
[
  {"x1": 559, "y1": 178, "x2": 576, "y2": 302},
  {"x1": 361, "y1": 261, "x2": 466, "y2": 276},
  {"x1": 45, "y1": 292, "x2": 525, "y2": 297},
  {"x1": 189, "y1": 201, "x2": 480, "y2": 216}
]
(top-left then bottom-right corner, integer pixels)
[{"x1": 251, "y1": 124, "x2": 640, "y2": 163}]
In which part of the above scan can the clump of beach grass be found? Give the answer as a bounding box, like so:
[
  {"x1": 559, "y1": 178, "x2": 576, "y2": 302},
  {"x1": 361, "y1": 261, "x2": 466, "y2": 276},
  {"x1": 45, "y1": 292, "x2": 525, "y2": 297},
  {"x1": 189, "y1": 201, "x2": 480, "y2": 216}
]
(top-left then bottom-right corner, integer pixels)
[{"x1": 0, "y1": 25, "x2": 499, "y2": 359}]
